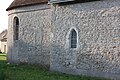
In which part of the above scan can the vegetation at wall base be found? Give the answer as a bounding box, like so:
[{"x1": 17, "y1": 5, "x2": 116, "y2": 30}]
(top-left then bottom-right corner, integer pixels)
[{"x1": 0, "y1": 53, "x2": 111, "y2": 80}]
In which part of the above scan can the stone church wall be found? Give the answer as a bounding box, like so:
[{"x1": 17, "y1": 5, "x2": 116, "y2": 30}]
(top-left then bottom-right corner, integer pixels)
[
  {"x1": 50, "y1": 0, "x2": 120, "y2": 79},
  {"x1": 7, "y1": 4, "x2": 51, "y2": 67}
]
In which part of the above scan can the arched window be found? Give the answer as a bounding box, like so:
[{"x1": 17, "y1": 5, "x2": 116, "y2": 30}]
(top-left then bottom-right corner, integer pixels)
[
  {"x1": 13, "y1": 17, "x2": 19, "y2": 40},
  {"x1": 70, "y1": 29, "x2": 77, "y2": 48}
]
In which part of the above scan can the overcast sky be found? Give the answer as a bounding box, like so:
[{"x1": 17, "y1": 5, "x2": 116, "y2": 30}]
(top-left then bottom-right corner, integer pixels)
[{"x1": 0, "y1": 0, "x2": 14, "y2": 33}]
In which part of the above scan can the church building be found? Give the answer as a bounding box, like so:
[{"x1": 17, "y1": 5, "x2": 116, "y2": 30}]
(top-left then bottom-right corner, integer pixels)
[
  {"x1": 7, "y1": 0, "x2": 120, "y2": 79},
  {"x1": 0, "y1": 29, "x2": 7, "y2": 53}
]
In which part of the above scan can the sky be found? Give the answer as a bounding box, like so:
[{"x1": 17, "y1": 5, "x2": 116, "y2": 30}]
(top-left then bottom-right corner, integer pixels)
[{"x1": 0, "y1": 0, "x2": 14, "y2": 33}]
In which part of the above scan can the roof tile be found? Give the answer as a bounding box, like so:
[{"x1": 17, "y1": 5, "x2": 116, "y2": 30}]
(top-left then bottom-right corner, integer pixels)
[{"x1": 6, "y1": 0, "x2": 48, "y2": 11}]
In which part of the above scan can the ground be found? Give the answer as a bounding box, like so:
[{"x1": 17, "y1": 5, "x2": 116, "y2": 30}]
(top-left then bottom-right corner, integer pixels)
[{"x1": 0, "y1": 53, "x2": 110, "y2": 80}]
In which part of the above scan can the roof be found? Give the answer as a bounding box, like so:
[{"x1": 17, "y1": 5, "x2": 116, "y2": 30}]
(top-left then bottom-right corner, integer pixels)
[
  {"x1": 48, "y1": 0, "x2": 74, "y2": 4},
  {"x1": 0, "y1": 29, "x2": 7, "y2": 41},
  {"x1": 6, "y1": 0, "x2": 48, "y2": 11},
  {"x1": 6, "y1": 0, "x2": 100, "y2": 11}
]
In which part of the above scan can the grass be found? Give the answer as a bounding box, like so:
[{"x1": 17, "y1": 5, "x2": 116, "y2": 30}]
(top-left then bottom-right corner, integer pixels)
[
  {"x1": 0, "y1": 53, "x2": 111, "y2": 80},
  {"x1": 0, "y1": 53, "x2": 6, "y2": 61}
]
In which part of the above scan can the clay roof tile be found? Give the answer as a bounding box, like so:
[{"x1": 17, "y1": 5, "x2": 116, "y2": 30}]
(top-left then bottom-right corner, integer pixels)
[{"x1": 6, "y1": 0, "x2": 48, "y2": 11}]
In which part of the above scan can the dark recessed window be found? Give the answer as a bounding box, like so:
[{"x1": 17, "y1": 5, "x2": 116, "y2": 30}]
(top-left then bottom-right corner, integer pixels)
[
  {"x1": 70, "y1": 29, "x2": 77, "y2": 48},
  {"x1": 13, "y1": 17, "x2": 19, "y2": 40}
]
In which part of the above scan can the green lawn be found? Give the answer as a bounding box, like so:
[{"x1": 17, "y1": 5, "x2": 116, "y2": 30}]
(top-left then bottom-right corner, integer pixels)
[
  {"x1": 0, "y1": 53, "x2": 6, "y2": 61},
  {"x1": 0, "y1": 53, "x2": 110, "y2": 80}
]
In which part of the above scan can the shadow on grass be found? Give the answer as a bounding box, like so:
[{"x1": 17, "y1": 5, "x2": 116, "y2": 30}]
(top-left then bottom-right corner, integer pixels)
[
  {"x1": 0, "y1": 55, "x2": 6, "y2": 57},
  {"x1": 0, "y1": 70, "x2": 5, "y2": 80},
  {"x1": 0, "y1": 53, "x2": 111, "y2": 80},
  {"x1": 0, "y1": 60, "x2": 6, "y2": 80}
]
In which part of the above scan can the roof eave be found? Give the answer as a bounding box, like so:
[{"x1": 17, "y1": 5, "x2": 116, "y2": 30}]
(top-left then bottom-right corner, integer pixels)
[
  {"x1": 6, "y1": 2, "x2": 48, "y2": 11},
  {"x1": 48, "y1": 0, "x2": 74, "y2": 4}
]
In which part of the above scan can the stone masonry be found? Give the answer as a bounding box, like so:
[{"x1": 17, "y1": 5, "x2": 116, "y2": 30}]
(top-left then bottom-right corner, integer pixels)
[
  {"x1": 7, "y1": 0, "x2": 120, "y2": 79},
  {"x1": 7, "y1": 4, "x2": 51, "y2": 67},
  {"x1": 50, "y1": 0, "x2": 120, "y2": 79}
]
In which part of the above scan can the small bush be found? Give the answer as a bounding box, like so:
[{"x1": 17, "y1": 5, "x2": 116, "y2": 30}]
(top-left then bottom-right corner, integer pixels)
[{"x1": 0, "y1": 70, "x2": 5, "y2": 80}]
